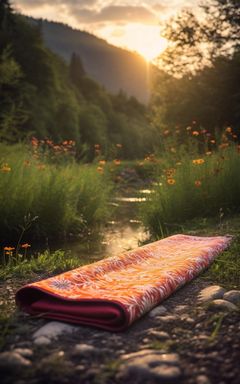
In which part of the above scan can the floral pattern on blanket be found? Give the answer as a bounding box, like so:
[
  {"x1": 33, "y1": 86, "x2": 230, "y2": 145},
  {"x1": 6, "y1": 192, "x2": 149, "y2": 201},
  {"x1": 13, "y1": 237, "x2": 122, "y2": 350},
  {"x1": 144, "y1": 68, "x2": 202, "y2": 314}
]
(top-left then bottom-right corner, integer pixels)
[{"x1": 26, "y1": 234, "x2": 231, "y2": 325}]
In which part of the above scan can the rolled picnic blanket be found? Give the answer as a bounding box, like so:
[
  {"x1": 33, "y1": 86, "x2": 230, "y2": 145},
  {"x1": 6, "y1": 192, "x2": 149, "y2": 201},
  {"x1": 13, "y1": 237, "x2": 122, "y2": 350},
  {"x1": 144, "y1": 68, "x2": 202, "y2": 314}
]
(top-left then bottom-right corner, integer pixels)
[{"x1": 16, "y1": 234, "x2": 231, "y2": 331}]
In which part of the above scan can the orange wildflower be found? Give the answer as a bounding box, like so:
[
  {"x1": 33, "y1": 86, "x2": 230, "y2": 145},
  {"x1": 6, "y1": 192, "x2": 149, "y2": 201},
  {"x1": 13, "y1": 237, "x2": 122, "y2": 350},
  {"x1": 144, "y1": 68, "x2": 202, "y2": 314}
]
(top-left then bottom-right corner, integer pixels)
[
  {"x1": 97, "y1": 166, "x2": 104, "y2": 174},
  {"x1": 1, "y1": 164, "x2": 11, "y2": 172},
  {"x1": 31, "y1": 137, "x2": 38, "y2": 147},
  {"x1": 116, "y1": 143, "x2": 122, "y2": 148},
  {"x1": 167, "y1": 178, "x2": 176, "y2": 185},
  {"x1": 4, "y1": 246, "x2": 15, "y2": 251},
  {"x1": 194, "y1": 180, "x2": 202, "y2": 187},
  {"x1": 21, "y1": 243, "x2": 31, "y2": 249},
  {"x1": 192, "y1": 159, "x2": 205, "y2": 165},
  {"x1": 98, "y1": 160, "x2": 106, "y2": 165},
  {"x1": 114, "y1": 159, "x2": 121, "y2": 166},
  {"x1": 225, "y1": 127, "x2": 232, "y2": 133},
  {"x1": 210, "y1": 140, "x2": 216, "y2": 144},
  {"x1": 192, "y1": 131, "x2": 199, "y2": 136}
]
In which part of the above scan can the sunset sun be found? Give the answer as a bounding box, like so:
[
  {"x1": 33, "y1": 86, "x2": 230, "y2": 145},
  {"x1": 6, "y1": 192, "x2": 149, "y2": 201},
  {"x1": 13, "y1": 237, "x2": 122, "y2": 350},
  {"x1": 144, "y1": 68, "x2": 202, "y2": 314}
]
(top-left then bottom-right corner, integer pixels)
[{"x1": 99, "y1": 24, "x2": 168, "y2": 62}]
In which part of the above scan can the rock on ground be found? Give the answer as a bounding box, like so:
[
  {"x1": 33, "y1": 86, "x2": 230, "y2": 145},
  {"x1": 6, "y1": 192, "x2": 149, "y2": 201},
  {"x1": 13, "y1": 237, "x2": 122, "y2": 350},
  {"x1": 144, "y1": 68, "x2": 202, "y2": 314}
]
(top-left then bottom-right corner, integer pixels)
[
  {"x1": 0, "y1": 351, "x2": 32, "y2": 369},
  {"x1": 149, "y1": 305, "x2": 168, "y2": 317},
  {"x1": 33, "y1": 321, "x2": 77, "y2": 345},
  {"x1": 198, "y1": 285, "x2": 225, "y2": 302},
  {"x1": 207, "y1": 299, "x2": 238, "y2": 312},
  {"x1": 118, "y1": 349, "x2": 181, "y2": 383},
  {"x1": 223, "y1": 290, "x2": 240, "y2": 305}
]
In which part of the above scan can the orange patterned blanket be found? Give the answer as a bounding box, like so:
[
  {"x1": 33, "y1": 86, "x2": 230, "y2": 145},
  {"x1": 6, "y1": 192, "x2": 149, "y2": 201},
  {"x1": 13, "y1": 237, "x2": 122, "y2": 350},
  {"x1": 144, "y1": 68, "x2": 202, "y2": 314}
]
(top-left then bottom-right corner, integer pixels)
[{"x1": 16, "y1": 234, "x2": 231, "y2": 331}]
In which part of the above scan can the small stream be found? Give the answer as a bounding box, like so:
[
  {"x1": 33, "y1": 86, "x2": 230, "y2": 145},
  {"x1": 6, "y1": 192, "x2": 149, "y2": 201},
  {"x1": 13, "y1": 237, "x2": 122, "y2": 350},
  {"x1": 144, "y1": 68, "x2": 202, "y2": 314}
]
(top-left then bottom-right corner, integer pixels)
[{"x1": 50, "y1": 187, "x2": 150, "y2": 262}]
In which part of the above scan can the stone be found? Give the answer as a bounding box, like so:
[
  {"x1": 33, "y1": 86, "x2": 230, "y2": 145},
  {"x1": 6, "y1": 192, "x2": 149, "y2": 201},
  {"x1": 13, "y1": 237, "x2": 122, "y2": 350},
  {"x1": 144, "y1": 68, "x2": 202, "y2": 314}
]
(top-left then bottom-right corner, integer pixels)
[
  {"x1": 0, "y1": 351, "x2": 32, "y2": 369},
  {"x1": 122, "y1": 350, "x2": 179, "y2": 366},
  {"x1": 175, "y1": 305, "x2": 188, "y2": 313},
  {"x1": 74, "y1": 344, "x2": 100, "y2": 356},
  {"x1": 207, "y1": 299, "x2": 238, "y2": 312},
  {"x1": 156, "y1": 315, "x2": 177, "y2": 323},
  {"x1": 33, "y1": 321, "x2": 77, "y2": 341},
  {"x1": 151, "y1": 365, "x2": 181, "y2": 381},
  {"x1": 198, "y1": 285, "x2": 225, "y2": 302},
  {"x1": 196, "y1": 374, "x2": 211, "y2": 384},
  {"x1": 12, "y1": 348, "x2": 33, "y2": 358},
  {"x1": 223, "y1": 290, "x2": 240, "y2": 305},
  {"x1": 119, "y1": 350, "x2": 181, "y2": 383},
  {"x1": 149, "y1": 305, "x2": 168, "y2": 317},
  {"x1": 148, "y1": 330, "x2": 170, "y2": 340},
  {"x1": 33, "y1": 336, "x2": 51, "y2": 346}
]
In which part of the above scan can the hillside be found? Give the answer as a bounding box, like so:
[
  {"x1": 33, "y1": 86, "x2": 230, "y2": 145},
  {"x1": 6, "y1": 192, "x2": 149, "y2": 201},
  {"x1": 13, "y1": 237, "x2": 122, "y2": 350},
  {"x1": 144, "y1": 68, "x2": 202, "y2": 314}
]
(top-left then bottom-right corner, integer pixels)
[{"x1": 33, "y1": 19, "x2": 150, "y2": 103}]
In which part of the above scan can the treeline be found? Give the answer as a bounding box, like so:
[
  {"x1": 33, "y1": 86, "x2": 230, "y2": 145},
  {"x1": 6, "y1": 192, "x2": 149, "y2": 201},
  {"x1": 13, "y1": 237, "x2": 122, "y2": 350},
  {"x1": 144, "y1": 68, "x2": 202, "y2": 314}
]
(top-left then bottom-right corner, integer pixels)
[
  {"x1": 0, "y1": 1, "x2": 156, "y2": 160},
  {"x1": 151, "y1": 0, "x2": 240, "y2": 138}
]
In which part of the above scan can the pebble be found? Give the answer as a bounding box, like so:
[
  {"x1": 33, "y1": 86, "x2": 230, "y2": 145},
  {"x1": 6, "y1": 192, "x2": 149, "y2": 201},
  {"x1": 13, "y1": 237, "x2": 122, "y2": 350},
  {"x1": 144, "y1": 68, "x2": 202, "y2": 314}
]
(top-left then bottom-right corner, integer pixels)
[
  {"x1": 156, "y1": 315, "x2": 177, "y2": 323},
  {"x1": 11, "y1": 348, "x2": 33, "y2": 358},
  {"x1": 121, "y1": 349, "x2": 179, "y2": 364},
  {"x1": 33, "y1": 336, "x2": 51, "y2": 346},
  {"x1": 149, "y1": 305, "x2": 168, "y2": 317},
  {"x1": 0, "y1": 351, "x2": 32, "y2": 369},
  {"x1": 119, "y1": 350, "x2": 181, "y2": 382},
  {"x1": 198, "y1": 285, "x2": 225, "y2": 302},
  {"x1": 207, "y1": 299, "x2": 238, "y2": 312},
  {"x1": 33, "y1": 321, "x2": 77, "y2": 341},
  {"x1": 175, "y1": 305, "x2": 188, "y2": 313},
  {"x1": 74, "y1": 343, "x2": 100, "y2": 356},
  {"x1": 148, "y1": 329, "x2": 170, "y2": 340},
  {"x1": 223, "y1": 290, "x2": 240, "y2": 305}
]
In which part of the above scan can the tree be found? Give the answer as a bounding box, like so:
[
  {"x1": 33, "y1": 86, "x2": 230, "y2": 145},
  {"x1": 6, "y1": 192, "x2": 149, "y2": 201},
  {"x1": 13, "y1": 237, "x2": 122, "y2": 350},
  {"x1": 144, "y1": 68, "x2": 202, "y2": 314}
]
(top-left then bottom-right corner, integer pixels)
[
  {"x1": 158, "y1": 0, "x2": 240, "y2": 76},
  {"x1": 150, "y1": 0, "x2": 240, "y2": 133}
]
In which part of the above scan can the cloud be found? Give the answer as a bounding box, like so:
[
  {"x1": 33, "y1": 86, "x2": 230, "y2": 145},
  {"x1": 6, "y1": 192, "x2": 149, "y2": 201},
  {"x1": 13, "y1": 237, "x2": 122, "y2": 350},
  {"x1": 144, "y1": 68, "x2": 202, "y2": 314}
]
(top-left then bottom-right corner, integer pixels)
[
  {"x1": 14, "y1": 0, "x2": 98, "y2": 10},
  {"x1": 70, "y1": 5, "x2": 158, "y2": 25},
  {"x1": 151, "y1": 3, "x2": 169, "y2": 13}
]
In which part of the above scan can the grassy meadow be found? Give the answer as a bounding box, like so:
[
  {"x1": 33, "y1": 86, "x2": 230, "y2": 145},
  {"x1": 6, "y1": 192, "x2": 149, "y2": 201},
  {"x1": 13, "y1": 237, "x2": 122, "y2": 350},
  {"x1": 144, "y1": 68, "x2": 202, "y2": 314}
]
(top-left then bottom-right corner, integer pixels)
[
  {"x1": 141, "y1": 129, "x2": 240, "y2": 238},
  {"x1": 0, "y1": 140, "x2": 112, "y2": 246}
]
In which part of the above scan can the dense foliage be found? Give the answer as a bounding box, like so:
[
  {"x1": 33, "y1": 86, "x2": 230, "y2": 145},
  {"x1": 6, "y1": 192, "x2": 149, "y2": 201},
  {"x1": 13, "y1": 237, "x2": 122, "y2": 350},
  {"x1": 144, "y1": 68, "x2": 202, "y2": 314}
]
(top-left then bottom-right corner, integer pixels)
[
  {"x1": 0, "y1": 1, "x2": 156, "y2": 160},
  {"x1": 151, "y1": 0, "x2": 240, "y2": 136}
]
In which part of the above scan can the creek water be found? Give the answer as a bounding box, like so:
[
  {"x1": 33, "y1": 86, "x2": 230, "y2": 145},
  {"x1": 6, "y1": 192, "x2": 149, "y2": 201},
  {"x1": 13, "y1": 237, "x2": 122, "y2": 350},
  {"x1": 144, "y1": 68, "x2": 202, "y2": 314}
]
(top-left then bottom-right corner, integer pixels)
[{"x1": 52, "y1": 187, "x2": 150, "y2": 263}]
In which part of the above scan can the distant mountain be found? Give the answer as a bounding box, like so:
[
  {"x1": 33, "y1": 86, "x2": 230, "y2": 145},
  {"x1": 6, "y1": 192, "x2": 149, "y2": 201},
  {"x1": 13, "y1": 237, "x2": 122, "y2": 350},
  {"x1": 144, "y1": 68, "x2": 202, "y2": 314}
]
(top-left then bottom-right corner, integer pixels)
[{"x1": 30, "y1": 19, "x2": 150, "y2": 103}]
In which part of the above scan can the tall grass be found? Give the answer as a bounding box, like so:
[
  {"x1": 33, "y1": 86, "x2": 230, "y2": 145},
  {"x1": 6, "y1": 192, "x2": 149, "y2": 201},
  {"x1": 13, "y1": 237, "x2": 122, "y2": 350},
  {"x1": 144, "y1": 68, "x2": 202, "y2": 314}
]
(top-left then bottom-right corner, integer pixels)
[
  {"x1": 0, "y1": 143, "x2": 112, "y2": 243},
  {"x1": 142, "y1": 143, "x2": 240, "y2": 238}
]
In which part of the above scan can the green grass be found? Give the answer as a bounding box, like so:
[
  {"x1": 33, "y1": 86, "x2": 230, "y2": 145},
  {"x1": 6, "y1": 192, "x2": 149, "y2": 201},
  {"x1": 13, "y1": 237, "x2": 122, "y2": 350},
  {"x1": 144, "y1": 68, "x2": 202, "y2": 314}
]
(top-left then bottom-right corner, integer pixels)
[
  {"x1": 142, "y1": 145, "x2": 240, "y2": 237},
  {"x1": 204, "y1": 234, "x2": 240, "y2": 289},
  {"x1": 0, "y1": 143, "x2": 112, "y2": 243},
  {"x1": 0, "y1": 249, "x2": 86, "y2": 280}
]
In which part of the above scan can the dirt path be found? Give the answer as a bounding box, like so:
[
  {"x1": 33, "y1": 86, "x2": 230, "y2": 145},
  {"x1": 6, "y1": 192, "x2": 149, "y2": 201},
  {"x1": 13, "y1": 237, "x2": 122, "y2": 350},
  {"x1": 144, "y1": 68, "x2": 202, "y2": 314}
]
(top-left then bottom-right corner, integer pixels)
[{"x1": 0, "y1": 276, "x2": 239, "y2": 384}]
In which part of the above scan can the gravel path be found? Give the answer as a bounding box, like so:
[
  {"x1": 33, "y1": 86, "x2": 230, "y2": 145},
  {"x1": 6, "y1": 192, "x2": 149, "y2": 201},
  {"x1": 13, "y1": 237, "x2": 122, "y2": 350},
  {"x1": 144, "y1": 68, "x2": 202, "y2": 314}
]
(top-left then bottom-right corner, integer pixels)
[{"x1": 0, "y1": 278, "x2": 239, "y2": 384}]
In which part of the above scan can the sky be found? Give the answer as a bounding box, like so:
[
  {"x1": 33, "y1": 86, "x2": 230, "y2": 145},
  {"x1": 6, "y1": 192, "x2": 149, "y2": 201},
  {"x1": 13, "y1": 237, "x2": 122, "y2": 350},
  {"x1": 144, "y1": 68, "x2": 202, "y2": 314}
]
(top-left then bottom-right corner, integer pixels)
[{"x1": 13, "y1": 0, "x2": 200, "y2": 61}]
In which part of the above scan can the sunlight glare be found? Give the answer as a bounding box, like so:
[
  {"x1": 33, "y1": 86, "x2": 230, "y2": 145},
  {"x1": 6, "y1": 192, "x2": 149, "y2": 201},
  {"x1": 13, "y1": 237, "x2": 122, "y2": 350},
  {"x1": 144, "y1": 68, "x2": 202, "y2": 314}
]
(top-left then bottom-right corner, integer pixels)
[{"x1": 99, "y1": 24, "x2": 168, "y2": 62}]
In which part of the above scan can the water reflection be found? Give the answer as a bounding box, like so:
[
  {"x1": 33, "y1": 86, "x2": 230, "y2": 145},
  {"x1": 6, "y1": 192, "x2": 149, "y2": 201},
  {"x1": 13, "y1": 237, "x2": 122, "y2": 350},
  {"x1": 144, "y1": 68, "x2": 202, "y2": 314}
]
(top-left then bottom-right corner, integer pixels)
[{"x1": 57, "y1": 191, "x2": 149, "y2": 262}]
